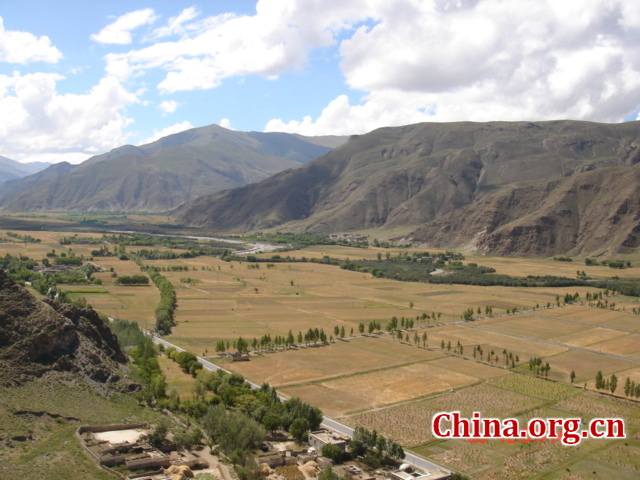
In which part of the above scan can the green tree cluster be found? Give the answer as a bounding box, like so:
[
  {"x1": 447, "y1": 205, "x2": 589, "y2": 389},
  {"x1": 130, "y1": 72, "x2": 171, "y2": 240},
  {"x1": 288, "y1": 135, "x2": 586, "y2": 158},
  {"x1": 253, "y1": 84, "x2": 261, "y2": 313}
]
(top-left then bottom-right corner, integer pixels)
[
  {"x1": 114, "y1": 274, "x2": 149, "y2": 285},
  {"x1": 147, "y1": 267, "x2": 177, "y2": 334}
]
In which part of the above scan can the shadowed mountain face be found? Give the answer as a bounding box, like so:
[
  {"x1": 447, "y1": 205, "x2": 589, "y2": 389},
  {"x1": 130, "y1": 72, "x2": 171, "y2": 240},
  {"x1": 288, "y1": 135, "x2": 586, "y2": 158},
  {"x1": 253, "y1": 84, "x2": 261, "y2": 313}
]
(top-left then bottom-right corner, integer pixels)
[
  {"x1": 0, "y1": 270, "x2": 126, "y2": 387},
  {"x1": 408, "y1": 165, "x2": 640, "y2": 257},
  {"x1": 175, "y1": 120, "x2": 640, "y2": 250},
  {"x1": 0, "y1": 124, "x2": 346, "y2": 212}
]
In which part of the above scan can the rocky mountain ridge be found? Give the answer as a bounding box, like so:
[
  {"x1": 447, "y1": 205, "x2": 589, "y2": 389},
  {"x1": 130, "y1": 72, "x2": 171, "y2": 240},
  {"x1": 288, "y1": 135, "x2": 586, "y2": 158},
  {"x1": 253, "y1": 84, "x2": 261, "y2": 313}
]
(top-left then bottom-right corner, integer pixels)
[
  {"x1": 0, "y1": 124, "x2": 347, "y2": 212},
  {"x1": 0, "y1": 270, "x2": 127, "y2": 388},
  {"x1": 175, "y1": 120, "x2": 640, "y2": 257}
]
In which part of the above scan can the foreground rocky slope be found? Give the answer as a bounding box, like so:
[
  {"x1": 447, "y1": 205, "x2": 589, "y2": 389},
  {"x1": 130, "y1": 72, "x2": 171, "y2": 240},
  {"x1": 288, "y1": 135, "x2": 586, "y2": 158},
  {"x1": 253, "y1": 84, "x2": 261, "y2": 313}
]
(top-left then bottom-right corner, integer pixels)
[
  {"x1": 175, "y1": 120, "x2": 640, "y2": 243},
  {"x1": 0, "y1": 270, "x2": 126, "y2": 387}
]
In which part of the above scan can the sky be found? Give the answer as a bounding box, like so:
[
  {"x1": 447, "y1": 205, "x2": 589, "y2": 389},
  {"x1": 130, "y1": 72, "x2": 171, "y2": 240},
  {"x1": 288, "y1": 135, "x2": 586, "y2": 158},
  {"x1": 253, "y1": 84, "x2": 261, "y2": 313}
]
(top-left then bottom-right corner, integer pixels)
[{"x1": 1, "y1": 0, "x2": 640, "y2": 165}]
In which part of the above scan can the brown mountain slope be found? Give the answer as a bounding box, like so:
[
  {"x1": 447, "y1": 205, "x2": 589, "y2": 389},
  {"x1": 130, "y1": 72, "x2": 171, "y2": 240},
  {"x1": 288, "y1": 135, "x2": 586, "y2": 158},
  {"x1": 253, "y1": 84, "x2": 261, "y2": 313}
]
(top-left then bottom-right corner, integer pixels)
[
  {"x1": 1, "y1": 124, "x2": 346, "y2": 212},
  {"x1": 175, "y1": 120, "x2": 640, "y2": 232},
  {"x1": 0, "y1": 270, "x2": 126, "y2": 387},
  {"x1": 407, "y1": 165, "x2": 640, "y2": 257}
]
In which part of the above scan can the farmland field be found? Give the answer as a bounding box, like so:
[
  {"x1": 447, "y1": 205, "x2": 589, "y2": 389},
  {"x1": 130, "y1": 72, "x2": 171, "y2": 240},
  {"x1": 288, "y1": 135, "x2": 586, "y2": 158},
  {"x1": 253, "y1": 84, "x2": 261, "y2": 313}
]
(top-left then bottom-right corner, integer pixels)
[
  {"x1": 281, "y1": 360, "x2": 479, "y2": 416},
  {"x1": 2, "y1": 224, "x2": 640, "y2": 480}
]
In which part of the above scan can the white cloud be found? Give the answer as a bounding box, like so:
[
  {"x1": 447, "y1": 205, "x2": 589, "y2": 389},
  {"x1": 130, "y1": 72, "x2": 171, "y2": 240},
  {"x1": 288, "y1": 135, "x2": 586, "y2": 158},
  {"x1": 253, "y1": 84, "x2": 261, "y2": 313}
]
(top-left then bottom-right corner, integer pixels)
[
  {"x1": 141, "y1": 120, "x2": 194, "y2": 144},
  {"x1": 219, "y1": 118, "x2": 232, "y2": 130},
  {"x1": 158, "y1": 100, "x2": 178, "y2": 114},
  {"x1": 91, "y1": 8, "x2": 158, "y2": 45},
  {"x1": 266, "y1": 0, "x2": 640, "y2": 135},
  {"x1": 0, "y1": 17, "x2": 62, "y2": 64},
  {"x1": 19, "y1": 152, "x2": 91, "y2": 165},
  {"x1": 147, "y1": 7, "x2": 200, "y2": 40},
  {"x1": 103, "y1": 0, "x2": 370, "y2": 93},
  {"x1": 0, "y1": 73, "x2": 139, "y2": 163}
]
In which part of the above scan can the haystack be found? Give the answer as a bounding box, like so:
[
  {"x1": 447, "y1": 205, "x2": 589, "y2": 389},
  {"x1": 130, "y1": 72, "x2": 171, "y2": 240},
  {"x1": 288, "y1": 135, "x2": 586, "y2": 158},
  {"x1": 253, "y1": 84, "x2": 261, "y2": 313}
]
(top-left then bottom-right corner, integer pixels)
[
  {"x1": 165, "y1": 464, "x2": 194, "y2": 480},
  {"x1": 261, "y1": 462, "x2": 273, "y2": 475},
  {"x1": 300, "y1": 460, "x2": 319, "y2": 477}
]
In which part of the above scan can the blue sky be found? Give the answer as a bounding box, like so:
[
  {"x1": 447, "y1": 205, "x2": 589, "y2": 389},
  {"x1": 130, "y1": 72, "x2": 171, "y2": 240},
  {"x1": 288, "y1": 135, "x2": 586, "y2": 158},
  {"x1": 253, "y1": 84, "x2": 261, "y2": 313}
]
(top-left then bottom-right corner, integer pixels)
[{"x1": 1, "y1": 0, "x2": 640, "y2": 164}]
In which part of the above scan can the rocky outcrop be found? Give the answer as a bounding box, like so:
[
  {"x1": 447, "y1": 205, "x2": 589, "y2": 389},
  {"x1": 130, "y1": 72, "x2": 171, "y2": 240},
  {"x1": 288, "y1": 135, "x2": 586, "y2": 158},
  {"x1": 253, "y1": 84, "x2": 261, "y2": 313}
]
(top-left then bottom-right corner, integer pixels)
[
  {"x1": 408, "y1": 165, "x2": 640, "y2": 257},
  {"x1": 0, "y1": 270, "x2": 127, "y2": 387}
]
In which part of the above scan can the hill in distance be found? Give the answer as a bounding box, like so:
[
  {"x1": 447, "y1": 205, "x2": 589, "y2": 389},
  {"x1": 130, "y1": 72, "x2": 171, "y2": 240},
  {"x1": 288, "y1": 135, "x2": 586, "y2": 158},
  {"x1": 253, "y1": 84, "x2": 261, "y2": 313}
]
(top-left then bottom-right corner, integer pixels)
[
  {"x1": 0, "y1": 124, "x2": 347, "y2": 212},
  {"x1": 0, "y1": 161, "x2": 76, "y2": 206},
  {"x1": 0, "y1": 155, "x2": 49, "y2": 186},
  {"x1": 175, "y1": 120, "x2": 640, "y2": 256}
]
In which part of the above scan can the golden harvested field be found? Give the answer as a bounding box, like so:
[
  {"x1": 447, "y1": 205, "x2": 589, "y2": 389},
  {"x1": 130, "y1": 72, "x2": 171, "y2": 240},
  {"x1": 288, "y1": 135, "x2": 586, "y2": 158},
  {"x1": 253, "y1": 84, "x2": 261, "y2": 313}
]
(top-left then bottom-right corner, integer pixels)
[
  {"x1": 461, "y1": 254, "x2": 640, "y2": 280},
  {"x1": 426, "y1": 356, "x2": 512, "y2": 379},
  {"x1": 423, "y1": 383, "x2": 544, "y2": 418},
  {"x1": 555, "y1": 391, "x2": 640, "y2": 430},
  {"x1": 348, "y1": 403, "x2": 440, "y2": 446},
  {"x1": 551, "y1": 327, "x2": 629, "y2": 348},
  {"x1": 481, "y1": 314, "x2": 589, "y2": 341},
  {"x1": 345, "y1": 381, "x2": 545, "y2": 447},
  {"x1": 616, "y1": 366, "x2": 640, "y2": 385},
  {"x1": 281, "y1": 362, "x2": 478, "y2": 416},
  {"x1": 222, "y1": 336, "x2": 443, "y2": 388},
  {"x1": 4, "y1": 226, "x2": 640, "y2": 480},
  {"x1": 59, "y1": 281, "x2": 160, "y2": 324},
  {"x1": 544, "y1": 348, "x2": 640, "y2": 384},
  {"x1": 414, "y1": 324, "x2": 568, "y2": 358},
  {"x1": 412, "y1": 395, "x2": 640, "y2": 480}
]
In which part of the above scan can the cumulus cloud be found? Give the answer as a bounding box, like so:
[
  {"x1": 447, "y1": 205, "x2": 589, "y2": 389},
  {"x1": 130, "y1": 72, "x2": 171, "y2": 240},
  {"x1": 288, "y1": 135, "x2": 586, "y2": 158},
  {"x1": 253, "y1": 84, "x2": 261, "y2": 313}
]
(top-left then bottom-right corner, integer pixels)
[
  {"x1": 146, "y1": 7, "x2": 200, "y2": 40},
  {"x1": 103, "y1": 0, "x2": 369, "y2": 92},
  {"x1": 0, "y1": 73, "x2": 138, "y2": 163},
  {"x1": 140, "y1": 120, "x2": 194, "y2": 144},
  {"x1": 0, "y1": 17, "x2": 62, "y2": 64},
  {"x1": 91, "y1": 8, "x2": 158, "y2": 45},
  {"x1": 266, "y1": 0, "x2": 640, "y2": 135},
  {"x1": 158, "y1": 100, "x2": 178, "y2": 114},
  {"x1": 219, "y1": 118, "x2": 233, "y2": 130}
]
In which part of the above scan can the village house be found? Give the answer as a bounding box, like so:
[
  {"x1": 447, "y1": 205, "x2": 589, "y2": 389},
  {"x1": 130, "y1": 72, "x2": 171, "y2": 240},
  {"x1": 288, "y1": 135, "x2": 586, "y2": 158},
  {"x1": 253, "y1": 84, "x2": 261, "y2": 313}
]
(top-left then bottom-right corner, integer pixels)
[{"x1": 308, "y1": 429, "x2": 348, "y2": 453}]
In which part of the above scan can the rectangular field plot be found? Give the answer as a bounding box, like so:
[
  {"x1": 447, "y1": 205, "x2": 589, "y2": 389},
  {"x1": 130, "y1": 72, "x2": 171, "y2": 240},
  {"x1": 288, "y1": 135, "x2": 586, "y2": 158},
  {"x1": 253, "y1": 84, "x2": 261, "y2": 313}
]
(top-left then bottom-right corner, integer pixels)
[
  {"x1": 418, "y1": 324, "x2": 568, "y2": 358},
  {"x1": 555, "y1": 390, "x2": 640, "y2": 430},
  {"x1": 587, "y1": 334, "x2": 640, "y2": 357},
  {"x1": 544, "y1": 349, "x2": 640, "y2": 384},
  {"x1": 488, "y1": 373, "x2": 579, "y2": 401},
  {"x1": 282, "y1": 362, "x2": 478, "y2": 416},
  {"x1": 421, "y1": 383, "x2": 545, "y2": 418},
  {"x1": 551, "y1": 304, "x2": 639, "y2": 327},
  {"x1": 427, "y1": 356, "x2": 512, "y2": 380},
  {"x1": 598, "y1": 314, "x2": 640, "y2": 333},
  {"x1": 221, "y1": 336, "x2": 444, "y2": 389},
  {"x1": 550, "y1": 327, "x2": 629, "y2": 347},
  {"x1": 480, "y1": 314, "x2": 588, "y2": 341},
  {"x1": 347, "y1": 403, "x2": 439, "y2": 447},
  {"x1": 59, "y1": 283, "x2": 159, "y2": 323}
]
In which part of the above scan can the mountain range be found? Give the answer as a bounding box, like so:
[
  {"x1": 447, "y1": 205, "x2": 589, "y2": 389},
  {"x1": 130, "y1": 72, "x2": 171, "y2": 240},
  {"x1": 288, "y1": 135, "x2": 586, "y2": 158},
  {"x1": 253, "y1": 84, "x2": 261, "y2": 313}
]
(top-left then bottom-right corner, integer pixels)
[
  {"x1": 0, "y1": 156, "x2": 50, "y2": 186},
  {"x1": 174, "y1": 120, "x2": 640, "y2": 256},
  {"x1": 0, "y1": 125, "x2": 347, "y2": 212},
  {"x1": 4, "y1": 120, "x2": 640, "y2": 256}
]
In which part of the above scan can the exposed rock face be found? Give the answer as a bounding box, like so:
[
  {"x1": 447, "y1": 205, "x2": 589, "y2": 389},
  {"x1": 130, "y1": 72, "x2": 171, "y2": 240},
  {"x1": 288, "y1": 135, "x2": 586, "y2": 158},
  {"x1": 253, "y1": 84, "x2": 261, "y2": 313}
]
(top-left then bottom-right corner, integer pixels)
[
  {"x1": 0, "y1": 270, "x2": 126, "y2": 387},
  {"x1": 175, "y1": 120, "x2": 640, "y2": 239},
  {"x1": 408, "y1": 165, "x2": 640, "y2": 257}
]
